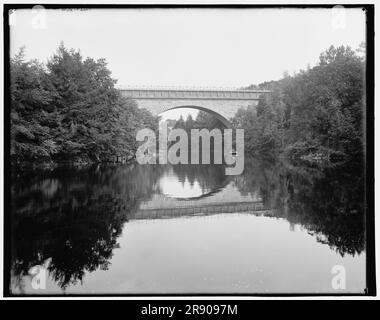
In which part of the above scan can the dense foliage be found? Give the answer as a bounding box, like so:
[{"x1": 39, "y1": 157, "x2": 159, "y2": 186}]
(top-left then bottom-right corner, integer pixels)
[
  {"x1": 232, "y1": 45, "x2": 365, "y2": 159},
  {"x1": 10, "y1": 44, "x2": 158, "y2": 164}
]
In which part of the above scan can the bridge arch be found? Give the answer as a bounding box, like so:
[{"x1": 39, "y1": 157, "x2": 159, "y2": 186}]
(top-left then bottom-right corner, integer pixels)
[
  {"x1": 159, "y1": 105, "x2": 231, "y2": 128},
  {"x1": 119, "y1": 87, "x2": 271, "y2": 126}
]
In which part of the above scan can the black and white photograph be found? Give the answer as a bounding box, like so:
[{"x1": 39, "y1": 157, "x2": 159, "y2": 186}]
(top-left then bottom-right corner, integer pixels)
[{"x1": 2, "y1": 2, "x2": 375, "y2": 299}]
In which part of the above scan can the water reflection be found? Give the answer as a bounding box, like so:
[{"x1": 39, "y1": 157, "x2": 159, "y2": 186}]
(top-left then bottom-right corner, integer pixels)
[
  {"x1": 10, "y1": 157, "x2": 366, "y2": 294},
  {"x1": 158, "y1": 165, "x2": 228, "y2": 198},
  {"x1": 236, "y1": 158, "x2": 366, "y2": 256}
]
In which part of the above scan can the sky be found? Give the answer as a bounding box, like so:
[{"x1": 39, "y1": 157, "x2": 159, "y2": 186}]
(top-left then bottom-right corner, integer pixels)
[{"x1": 9, "y1": 7, "x2": 366, "y2": 120}]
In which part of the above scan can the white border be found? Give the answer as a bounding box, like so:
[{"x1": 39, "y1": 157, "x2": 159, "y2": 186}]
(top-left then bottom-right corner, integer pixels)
[{"x1": 0, "y1": 0, "x2": 377, "y2": 300}]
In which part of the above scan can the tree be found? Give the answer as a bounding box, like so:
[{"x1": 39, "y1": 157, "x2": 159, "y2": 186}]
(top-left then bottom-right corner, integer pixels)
[
  {"x1": 232, "y1": 44, "x2": 365, "y2": 159},
  {"x1": 193, "y1": 110, "x2": 226, "y2": 130},
  {"x1": 46, "y1": 44, "x2": 122, "y2": 161},
  {"x1": 10, "y1": 44, "x2": 159, "y2": 163},
  {"x1": 174, "y1": 115, "x2": 186, "y2": 130},
  {"x1": 10, "y1": 47, "x2": 58, "y2": 161},
  {"x1": 184, "y1": 114, "x2": 194, "y2": 133}
]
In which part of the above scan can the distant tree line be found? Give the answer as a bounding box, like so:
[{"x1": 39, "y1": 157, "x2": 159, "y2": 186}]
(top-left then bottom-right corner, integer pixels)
[
  {"x1": 233, "y1": 44, "x2": 366, "y2": 160},
  {"x1": 172, "y1": 110, "x2": 226, "y2": 133},
  {"x1": 10, "y1": 44, "x2": 158, "y2": 164}
]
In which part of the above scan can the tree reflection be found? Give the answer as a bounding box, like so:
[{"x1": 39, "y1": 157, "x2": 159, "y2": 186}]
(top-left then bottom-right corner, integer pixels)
[
  {"x1": 171, "y1": 164, "x2": 229, "y2": 196},
  {"x1": 11, "y1": 164, "x2": 165, "y2": 291},
  {"x1": 235, "y1": 156, "x2": 365, "y2": 256}
]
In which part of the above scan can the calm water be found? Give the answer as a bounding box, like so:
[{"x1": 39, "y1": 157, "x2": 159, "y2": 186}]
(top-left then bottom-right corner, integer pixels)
[{"x1": 10, "y1": 158, "x2": 366, "y2": 294}]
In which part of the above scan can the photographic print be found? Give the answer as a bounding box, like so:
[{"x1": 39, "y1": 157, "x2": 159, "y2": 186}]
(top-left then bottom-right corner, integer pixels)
[{"x1": 3, "y1": 4, "x2": 374, "y2": 296}]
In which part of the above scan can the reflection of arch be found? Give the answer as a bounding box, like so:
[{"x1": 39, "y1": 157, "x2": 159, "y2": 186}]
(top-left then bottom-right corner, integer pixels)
[
  {"x1": 159, "y1": 164, "x2": 232, "y2": 201},
  {"x1": 159, "y1": 105, "x2": 231, "y2": 128}
]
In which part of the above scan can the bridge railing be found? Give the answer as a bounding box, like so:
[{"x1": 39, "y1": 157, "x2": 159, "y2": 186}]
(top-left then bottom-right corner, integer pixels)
[{"x1": 117, "y1": 85, "x2": 271, "y2": 92}]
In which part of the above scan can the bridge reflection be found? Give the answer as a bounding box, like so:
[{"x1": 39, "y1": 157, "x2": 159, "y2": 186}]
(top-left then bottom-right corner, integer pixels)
[
  {"x1": 132, "y1": 202, "x2": 272, "y2": 220},
  {"x1": 134, "y1": 179, "x2": 266, "y2": 220}
]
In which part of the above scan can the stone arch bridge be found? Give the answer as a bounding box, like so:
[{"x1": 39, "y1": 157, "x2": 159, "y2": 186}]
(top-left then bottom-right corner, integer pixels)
[{"x1": 119, "y1": 86, "x2": 271, "y2": 127}]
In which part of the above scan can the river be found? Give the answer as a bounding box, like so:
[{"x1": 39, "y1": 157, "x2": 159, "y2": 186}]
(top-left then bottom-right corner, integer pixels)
[{"x1": 9, "y1": 157, "x2": 366, "y2": 294}]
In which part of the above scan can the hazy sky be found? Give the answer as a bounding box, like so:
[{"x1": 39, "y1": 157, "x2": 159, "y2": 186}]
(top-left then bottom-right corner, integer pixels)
[{"x1": 9, "y1": 7, "x2": 366, "y2": 119}]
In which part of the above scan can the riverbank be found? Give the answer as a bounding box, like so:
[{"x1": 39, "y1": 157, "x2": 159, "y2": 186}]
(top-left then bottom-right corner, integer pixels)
[{"x1": 11, "y1": 155, "x2": 136, "y2": 171}]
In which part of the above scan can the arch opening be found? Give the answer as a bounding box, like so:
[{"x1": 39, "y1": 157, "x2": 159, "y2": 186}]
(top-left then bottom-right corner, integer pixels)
[{"x1": 158, "y1": 105, "x2": 232, "y2": 128}]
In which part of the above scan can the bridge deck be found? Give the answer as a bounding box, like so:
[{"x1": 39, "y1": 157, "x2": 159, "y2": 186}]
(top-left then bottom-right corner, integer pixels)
[{"x1": 119, "y1": 86, "x2": 270, "y2": 100}]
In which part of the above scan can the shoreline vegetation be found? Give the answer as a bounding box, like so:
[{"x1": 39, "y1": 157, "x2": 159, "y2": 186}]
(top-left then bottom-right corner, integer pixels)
[{"x1": 10, "y1": 43, "x2": 365, "y2": 169}]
